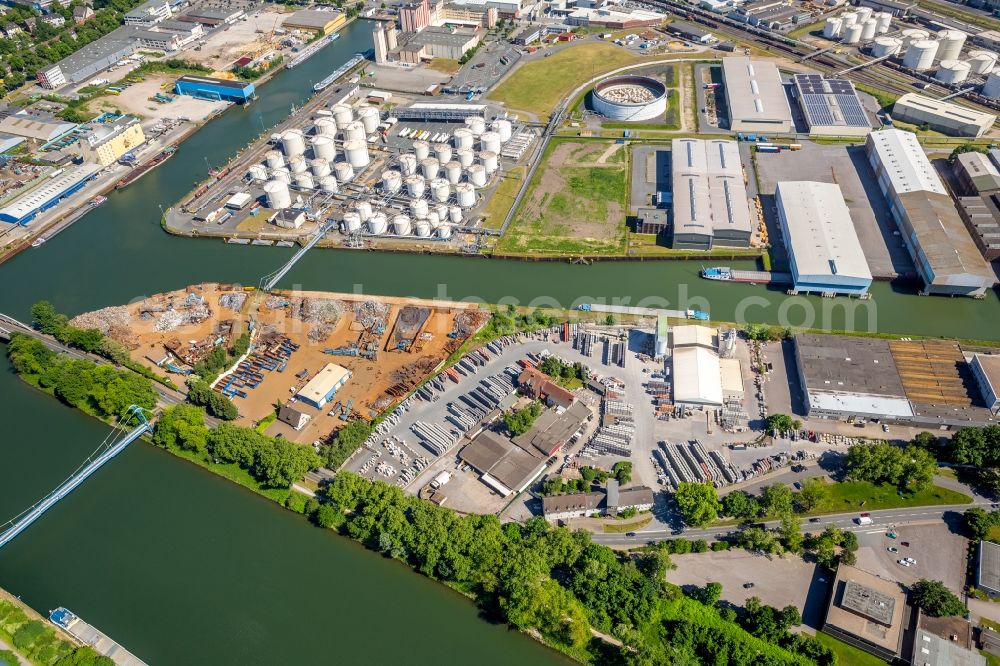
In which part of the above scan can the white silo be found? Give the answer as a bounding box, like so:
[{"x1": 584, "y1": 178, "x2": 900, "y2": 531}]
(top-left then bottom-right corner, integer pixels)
[
  {"x1": 876, "y1": 12, "x2": 892, "y2": 33},
  {"x1": 936, "y1": 59, "x2": 971, "y2": 84},
  {"x1": 445, "y1": 160, "x2": 462, "y2": 185},
  {"x1": 310, "y1": 158, "x2": 331, "y2": 178},
  {"x1": 861, "y1": 19, "x2": 877, "y2": 41},
  {"x1": 937, "y1": 30, "x2": 967, "y2": 61},
  {"x1": 264, "y1": 180, "x2": 292, "y2": 209},
  {"x1": 319, "y1": 175, "x2": 339, "y2": 193},
  {"x1": 901, "y1": 28, "x2": 929, "y2": 46},
  {"x1": 434, "y1": 143, "x2": 453, "y2": 163},
  {"x1": 358, "y1": 106, "x2": 380, "y2": 134},
  {"x1": 840, "y1": 11, "x2": 857, "y2": 28},
  {"x1": 269, "y1": 132, "x2": 282, "y2": 145},
  {"x1": 904, "y1": 39, "x2": 939, "y2": 71},
  {"x1": 491, "y1": 119, "x2": 512, "y2": 143},
  {"x1": 455, "y1": 183, "x2": 476, "y2": 208},
  {"x1": 410, "y1": 198, "x2": 429, "y2": 219},
  {"x1": 343, "y1": 212, "x2": 362, "y2": 234},
  {"x1": 282, "y1": 129, "x2": 306, "y2": 157},
  {"x1": 382, "y1": 169, "x2": 402, "y2": 194},
  {"x1": 334, "y1": 161, "x2": 355, "y2": 183},
  {"x1": 427, "y1": 211, "x2": 440, "y2": 229},
  {"x1": 823, "y1": 17, "x2": 842, "y2": 39},
  {"x1": 413, "y1": 140, "x2": 430, "y2": 160},
  {"x1": 855, "y1": 6, "x2": 872, "y2": 22},
  {"x1": 368, "y1": 212, "x2": 388, "y2": 235},
  {"x1": 247, "y1": 164, "x2": 268, "y2": 181},
  {"x1": 399, "y1": 153, "x2": 418, "y2": 176},
  {"x1": 415, "y1": 221, "x2": 431, "y2": 237},
  {"x1": 968, "y1": 50, "x2": 998, "y2": 75},
  {"x1": 468, "y1": 164, "x2": 487, "y2": 187},
  {"x1": 872, "y1": 36, "x2": 902, "y2": 57},
  {"x1": 344, "y1": 140, "x2": 370, "y2": 169},
  {"x1": 480, "y1": 151, "x2": 499, "y2": 174},
  {"x1": 293, "y1": 172, "x2": 315, "y2": 190},
  {"x1": 310, "y1": 135, "x2": 336, "y2": 161},
  {"x1": 449, "y1": 206, "x2": 462, "y2": 224},
  {"x1": 434, "y1": 203, "x2": 448, "y2": 221},
  {"x1": 437, "y1": 224, "x2": 453, "y2": 240},
  {"x1": 332, "y1": 104, "x2": 353, "y2": 126},
  {"x1": 431, "y1": 178, "x2": 451, "y2": 203},
  {"x1": 315, "y1": 117, "x2": 338, "y2": 137},
  {"x1": 456, "y1": 148, "x2": 475, "y2": 167},
  {"x1": 344, "y1": 121, "x2": 367, "y2": 143},
  {"x1": 480, "y1": 131, "x2": 502, "y2": 155},
  {"x1": 265, "y1": 150, "x2": 285, "y2": 169},
  {"x1": 421, "y1": 157, "x2": 440, "y2": 180},
  {"x1": 272, "y1": 167, "x2": 292, "y2": 184},
  {"x1": 405, "y1": 174, "x2": 426, "y2": 198},
  {"x1": 288, "y1": 155, "x2": 308, "y2": 174},
  {"x1": 393, "y1": 214, "x2": 412, "y2": 236},
  {"x1": 984, "y1": 71, "x2": 1000, "y2": 98},
  {"x1": 465, "y1": 116, "x2": 486, "y2": 136},
  {"x1": 842, "y1": 23, "x2": 864, "y2": 45},
  {"x1": 453, "y1": 127, "x2": 474, "y2": 149},
  {"x1": 355, "y1": 200, "x2": 373, "y2": 222}
]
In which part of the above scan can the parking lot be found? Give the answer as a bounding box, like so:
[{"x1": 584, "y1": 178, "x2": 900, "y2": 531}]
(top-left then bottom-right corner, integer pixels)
[
  {"x1": 853, "y1": 521, "x2": 967, "y2": 595},
  {"x1": 448, "y1": 37, "x2": 521, "y2": 94},
  {"x1": 629, "y1": 144, "x2": 669, "y2": 210}
]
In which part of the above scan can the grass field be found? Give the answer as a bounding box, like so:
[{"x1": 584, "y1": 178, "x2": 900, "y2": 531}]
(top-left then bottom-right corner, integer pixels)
[
  {"x1": 603, "y1": 516, "x2": 653, "y2": 533},
  {"x1": 802, "y1": 479, "x2": 972, "y2": 515},
  {"x1": 481, "y1": 166, "x2": 526, "y2": 229},
  {"x1": 815, "y1": 632, "x2": 885, "y2": 666},
  {"x1": 426, "y1": 58, "x2": 461, "y2": 74},
  {"x1": 488, "y1": 43, "x2": 638, "y2": 118}
]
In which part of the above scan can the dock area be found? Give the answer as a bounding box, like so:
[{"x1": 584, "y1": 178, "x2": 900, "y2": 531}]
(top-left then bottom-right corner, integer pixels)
[
  {"x1": 579, "y1": 303, "x2": 702, "y2": 319},
  {"x1": 727, "y1": 270, "x2": 792, "y2": 285},
  {"x1": 50, "y1": 609, "x2": 146, "y2": 666}
]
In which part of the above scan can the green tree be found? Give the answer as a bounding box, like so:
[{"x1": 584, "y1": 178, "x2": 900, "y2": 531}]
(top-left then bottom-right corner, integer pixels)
[
  {"x1": 699, "y1": 581, "x2": 723, "y2": 606},
  {"x1": 846, "y1": 442, "x2": 937, "y2": 491},
  {"x1": 964, "y1": 507, "x2": 995, "y2": 541},
  {"x1": 612, "y1": 461, "x2": 632, "y2": 485},
  {"x1": 779, "y1": 513, "x2": 803, "y2": 553},
  {"x1": 604, "y1": 314, "x2": 615, "y2": 326},
  {"x1": 722, "y1": 490, "x2": 760, "y2": 521},
  {"x1": 765, "y1": 413, "x2": 795, "y2": 433},
  {"x1": 761, "y1": 483, "x2": 794, "y2": 517},
  {"x1": 30, "y1": 300, "x2": 67, "y2": 335},
  {"x1": 911, "y1": 579, "x2": 967, "y2": 617},
  {"x1": 675, "y1": 482, "x2": 721, "y2": 527},
  {"x1": 504, "y1": 400, "x2": 542, "y2": 436},
  {"x1": 153, "y1": 404, "x2": 209, "y2": 453},
  {"x1": 796, "y1": 478, "x2": 827, "y2": 511}
]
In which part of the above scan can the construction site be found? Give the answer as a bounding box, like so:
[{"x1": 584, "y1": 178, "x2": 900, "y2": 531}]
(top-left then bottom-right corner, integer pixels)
[{"x1": 72, "y1": 283, "x2": 489, "y2": 444}]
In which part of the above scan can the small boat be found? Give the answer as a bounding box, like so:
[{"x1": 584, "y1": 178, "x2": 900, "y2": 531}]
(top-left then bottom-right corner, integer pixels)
[
  {"x1": 700, "y1": 266, "x2": 733, "y2": 281},
  {"x1": 90, "y1": 195, "x2": 107, "y2": 207},
  {"x1": 31, "y1": 237, "x2": 47, "y2": 248}
]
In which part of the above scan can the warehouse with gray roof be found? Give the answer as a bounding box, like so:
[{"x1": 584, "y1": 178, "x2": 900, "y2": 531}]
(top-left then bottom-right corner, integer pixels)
[{"x1": 722, "y1": 57, "x2": 793, "y2": 133}]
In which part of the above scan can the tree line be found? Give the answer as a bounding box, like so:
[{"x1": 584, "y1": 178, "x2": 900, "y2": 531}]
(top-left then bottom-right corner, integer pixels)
[{"x1": 0, "y1": 599, "x2": 113, "y2": 666}]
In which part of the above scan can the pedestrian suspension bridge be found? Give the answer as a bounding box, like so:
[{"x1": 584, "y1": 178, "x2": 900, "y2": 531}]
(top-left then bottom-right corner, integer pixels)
[{"x1": 0, "y1": 405, "x2": 153, "y2": 550}]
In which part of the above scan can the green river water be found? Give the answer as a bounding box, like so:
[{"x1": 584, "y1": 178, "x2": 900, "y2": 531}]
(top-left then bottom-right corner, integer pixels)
[{"x1": 0, "y1": 17, "x2": 999, "y2": 664}]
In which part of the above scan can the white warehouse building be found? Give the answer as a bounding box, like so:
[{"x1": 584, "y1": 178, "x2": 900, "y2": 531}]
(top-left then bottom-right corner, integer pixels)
[
  {"x1": 775, "y1": 181, "x2": 873, "y2": 296},
  {"x1": 722, "y1": 56, "x2": 794, "y2": 133}
]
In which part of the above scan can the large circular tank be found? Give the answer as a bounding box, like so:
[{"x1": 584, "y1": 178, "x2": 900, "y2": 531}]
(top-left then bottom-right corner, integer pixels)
[
  {"x1": 288, "y1": 155, "x2": 308, "y2": 174},
  {"x1": 399, "y1": 153, "x2": 418, "y2": 176},
  {"x1": 271, "y1": 167, "x2": 291, "y2": 184},
  {"x1": 355, "y1": 199, "x2": 373, "y2": 222},
  {"x1": 413, "y1": 140, "x2": 430, "y2": 161},
  {"x1": 310, "y1": 135, "x2": 336, "y2": 161},
  {"x1": 840, "y1": 11, "x2": 857, "y2": 28},
  {"x1": 405, "y1": 174, "x2": 426, "y2": 198},
  {"x1": 455, "y1": 183, "x2": 476, "y2": 208},
  {"x1": 421, "y1": 157, "x2": 440, "y2": 180},
  {"x1": 453, "y1": 127, "x2": 474, "y2": 150},
  {"x1": 444, "y1": 160, "x2": 462, "y2": 185},
  {"x1": 437, "y1": 224, "x2": 453, "y2": 240},
  {"x1": 936, "y1": 59, "x2": 971, "y2": 84},
  {"x1": 293, "y1": 172, "x2": 314, "y2": 190},
  {"x1": 392, "y1": 214, "x2": 412, "y2": 236},
  {"x1": 414, "y1": 221, "x2": 431, "y2": 238},
  {"x1": 319, "y1": 175, "x2": 339, "y2": 193},
  {"x1": 343, "y1": 140, "x2": 370, "y2": 169},
  {"x1": 491, "y1": 119, "x2": 512, "y2": 143},
  {"x1": 310, "y1": 158, "x2": 331, "y2": 178},
  {"x1": 434, "y1": 203, "x2": 448, "y2": 221},
  {"x1": 409, "y1": 198, "x2": 428, "y2": 219},
  {"x1": 431, "y1": 178, "x2": 451, "y2": 203},
  {"x1": 334, "y1": 161, "x2": 355, "y2": 183},
  {"x1": 969, "y1": 50, "x2": 998, "y2": 75},
  {"x1": 842, "y1": 23, "x2": 864, "y2": 45},
  {"x1": 434, "y1": 143, "x2": 453, "y2": 163},
  {"x1": 872, "y1": 36, "x2": 902, "y2": 57},
  {"x1": 448, "y1": 206, "x2": 463, "y2": 224},
  {"x1": 901, "y1": 28, "x2": 930, "y2": 46},
  {"x1": 247, "y1": 164, "x2": 268, "y2": 181},
  {"x1": 382, "y1": 169, "x2": 402, "y2": 194},
  {"x1": 904, "y1": 39, "x2": 939, "y2": 70},
  {"x1": 468, "y1": 164, "x2": 487, "y2": 187},
  {"x1": 332, "y1": 104, "x2": 353, "y2": 126},
  {"x1": 456, "y1": 148, "x2": 475, "y2": 167},
  {"x1": 465, "y1": 116, "x2": 487, "y2": 136},
  {"x1": 343, "y1": 212, "x2": 362, "y2": 234},
  {"x1": 368, "y1": 212, "x2": 388, "y2": 235},
  {"x1": 823, "y1": 17, "x2": 842, "y2": 39},
  {"x1": 592, "y1": 75, "x2": 668, "y2": 121},
  {"x1": 937, "y1": 29, "x2": 967, "y2": 61},
  {"x1": 314, "y1": 117, "x2": 337, "y2": 137},
  {"x1": 876, "y1": 12, "x2": 892, "y2": 33},
  {"x1": 480, "y1": 131, "x2": 502, "y2": 155},
  {"x1": 344, "y1": 121, "x2": 366, "y2": 143},
  {"x1": 426, "y1": 211, "x2": 440, "y2": 228},
  {"x1": 855, "y1": 6, "x2": 872, "y2": 22},
  {"x1": 281, "y1": 129, "x2": 306, "y2": 157},
  {"x1": 264, "y1": 180, "x2": 291, "y2": 209},
  {"x1": 861, "y1": 19, "x2": 878, "y2": 41},
  {"x1": 984, "y1": 71, "x2": 1000, "y2": 98},
  {"x1": 480, "y1": 151, "x2": 499, "y2": 174},
  {"x1": 358, "y1": 106, "x2": 380, "y2": 134},
  {"x1": 265, "y1": 150, "x2": 285, "y2": 169}
]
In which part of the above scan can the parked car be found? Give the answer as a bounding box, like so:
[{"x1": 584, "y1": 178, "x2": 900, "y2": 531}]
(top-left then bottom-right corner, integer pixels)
[
  {"x1": 743, "y1": 582, "x2": 755, "y2": 589},
  {"x1": 887, "y1": 547, "x2": 898, "y2": 553}
]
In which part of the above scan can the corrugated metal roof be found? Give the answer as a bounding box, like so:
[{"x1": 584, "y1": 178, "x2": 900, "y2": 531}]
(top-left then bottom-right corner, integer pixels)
[
  {"x1": 672, "y1": 346, "x2": 723, "y2": 406},
  {"x1": 722, "y1": 56, "x2": 792, "y2": 124},
  {"x1": 867, "y1": 128, "x2": 946, "y2": 195},
  {"x1": 671, "y1": 139, "x2": 752, "y2": 238}
]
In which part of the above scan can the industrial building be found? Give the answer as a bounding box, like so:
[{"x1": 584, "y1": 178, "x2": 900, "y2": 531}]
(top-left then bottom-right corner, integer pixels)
[
  {"x1": 174, "y1": 76, "x2": 255, "y2": 104},
  {"x1": 666, "y1": 20, "x2": 716, "y2": 43},
  {"x1": 281, "y1": 9, "x2": 346, "y2": 34},
  {"x1": 792, "y1": 74, "x2": 871, "y2": 137},
  {"x1": 541, "y1": 480, "x2": 654, "y2": 521},
  {"x1": 591, "y1": 75, "x2": 667, "y2": 122},
  {"x1": 957, "y1": 194, "x2": 1000, "y2": 260},
  {"x1": 979, "y1": 541, "x2": 1000, "y2": 597},
  {"x1": 954, "y1": 151, "x2": 1000, "y2": 195},
  {"x1": 0, "y1": 107, "x2": 76, "y2": 143},
  {"x1": 910, "y1": 614, "x2": 985, "y2": 666},
  {"x1": 73, "y1": 115, "x2": 146, "y2": 166},
  {"x1": 295, "y1": 363, "x2": 352, "y2": 409},
  {"x1": 892, "y1": 94, "x2": 996, "y2": 138},
  {"x1": 510, "y1": 23, "x2": 541, "y2": 44},
  {"x1": 635, "y1": 207, "x2": 668, "y2": 235},
  {"x1": 775, "y1": 181, "x2": 873, "y2": 296},
  {"x1": 0, "y1": 133, "x2": 25, "y2": 154},
  {"x1": 397, "y1": 26, "x2": 483, "y2": 62},
  {"x1": 400, "y1": 0, "x2": 432, "y2": 32},
  {"x1": 670, "y1": 138, "x2": 753, "y2": 250},
  {"x1": 36, "y1": 29, "x2": 138, "y2": 88},
  {"x1": 123, "y1": 0, "x2": 171, "y2": 26},
  {"x1": 721, "y1": 56, "x2": 793, "y2": 133},
  {"x1": 972, "y1": 353, "x2": 1000, "y2": 414},
  {"x1": 668, "y1": 325, "x2": 743, "y2": 408},
  {"x1": 176, "y1": 7, "x2": 244, "y2": 26},
  {"x1": 822, "y1": 564, "x2": 906, "y2": 661},
  {"x1": 0, "y1": 164, "x2": 103, "y2": 225},
  {"x1": 432, "y1": 1, "x2": 498, "y2": 29},
  {"x1": 866, "y1": 129, "x2": 995, "y2": 296}
]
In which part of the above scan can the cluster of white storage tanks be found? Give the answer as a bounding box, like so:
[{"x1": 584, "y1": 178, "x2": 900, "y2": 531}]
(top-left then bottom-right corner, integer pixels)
[{"x1": 823, "y1": 7, "x2": 892, "y2": 43}]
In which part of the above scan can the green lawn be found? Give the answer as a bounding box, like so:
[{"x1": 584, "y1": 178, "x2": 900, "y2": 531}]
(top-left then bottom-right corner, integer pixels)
[
  {"x1": 802, "y1": 479, "x2": 972, "y2": 516},
  {"x1": 481, "y1": 165, "x2": 525, "y2": 229},
  {"x1": 988, "y1": 524, "x2": 1000, "y2": 543},
  {"x1": 603, "y1": 516, "x2": 653, "y2": 533},
  {"x1": 815, "y1": 632, "x2": 886, "y2": 666},
  {"x1": 488, "y1": 43, "x2": 638, "y2": 118},
  {"x1": 426, "y1": 58, "x2": 461, "y2": 74}
]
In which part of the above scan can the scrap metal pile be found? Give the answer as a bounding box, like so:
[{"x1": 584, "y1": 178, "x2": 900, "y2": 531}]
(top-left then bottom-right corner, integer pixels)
[
  {"x1": 294, "y1": 297, "x2": 346, "y2": 342},
  {"x1": 69, "y1": 306, "x2": 134, "y2": 344}
]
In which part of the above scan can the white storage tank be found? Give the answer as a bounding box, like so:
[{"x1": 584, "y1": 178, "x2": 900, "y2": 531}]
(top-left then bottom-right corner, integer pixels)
[
  {"x1": 936, "y1": 59, "x2": 971, "y2": 84},
  {"x1": 480, "y1": 131, "x2": 502, "y2": 155},
  {"x1": 319, "y1": 175, "x2": 339, "y2": 193},
  {"x1": 399, "y1": 153, "x2": 418, "y2": 176},
  {"x1": 904, "y1": 39, "x2": 939, "y2": 71},
  {"x1": 414, "y1": 221, "x2": 431, "y2": 237},
  {"x1": 842, "y1": 23, "x2": 864, "y2": 45},
  {"x1": 413, "y1": 140, "x2": 430, "y2": 161},
  {"x1": 310, "y1": 158, "x2": 331, "y2": 178},
  {"x1": 410, "y1": 198, "x2": 429, "y2": 219},
  {"x1": 382, "y1": 169, "x2": 402, "y2": 194},
  {"x1": 480, "y1": 151, "x2": 499, "y2": 174},
  {"x1": 421, "y1": 157, "x2": 440, "y2": 180},
  {"x1": 872, "y1": 36, "x2": 902, "y2": 57},
  {"x1": 861, "y1": 19, "x2": 877, "y2": 41},
  {"x1": 392, "y1": 214, "x2": 412, "y2": 236},
  {"x1": 434, "y1": 143, "x2": 453, "y2": 163},
  {"x1": 968, "y1": 50, "x2": 998, "y2": 75},
  {"x1": 448, "y1": 206, "x2": 463, "y2": 224},
  {"x1": 282, "y1": 129, "x2": 306, "y2": 157},
  {"x1": 293, "y1": 172, "x2": 314, "y2": 190},
  {"x1": 343, "y1": 212, "x2": 362, "y2": 233},
  {"x1": 455, "y1": 182, "x2": 476, "y2": 208},
  {"x1": 876, "y1": 12, "x2": 892, "y2": 33},
  {"x1": 456, "y1": 148, "x2": 475, "y2": 167},
  {"x1": 334, "y1": 161, "x2": 355, "y2": 183},
  {"x1": 444, "y1": 160, "x2": 462, "y2": 185},
  {"x1": 937, "y1": 29, "x2": 967, "y2": 61},
  {"x1": 265, "y1": 150, "x2": 285, "y2": 169},
  {"x1": 288, "y1": 155, "x2": 308, "y2": 174},
  {"x1": 427, "y1": 211, "x2": 440, "y2": 228},
  {"x1": 984, "y1": 71, "x2": 1000, "y2": 98},
  {"x1": 368, "y1": 212, "x2": 388, "y2": 235},
  {"x1": 332, "y1": 104, "x2": 353, "y2": 126},
  {"x1": 314, "y1": 117, "x2": 337, "y2": 137},
  {"x1": 453, "y1": 127, "x2": 474, "y2": 149},
  {"x1": 311, "y1": 136, "x2": 336, "y2": 161},
  {"x1": 405, "y1": 174, "x2": 426, "y2": 198},
  {"x1": 431, "y1": 178, "x2": 451, "y2": 203},
  {"x1": 355, "y1": 199, "x2": 373, "y2": 222},
  {"x1": 855, "y1": 6, "x2": 872, "y2": 22},
  {"x1": 491, "y1": 119, "x2": 512, "y2": 143},
  {"x1": 247, "y1": 164, "x2": 268, "y2": 181},
  {"x1": 358, "y1": 106, "x2": 380, "y2": 134},
  {"x1": 468, "y1": 164, "x2": 487, "y2": 187},
  {"x1": 465, "y1": 116, "x2": 486, "y2": 136},
  {"x1": 437, "y1": 224, "x2": 453, "y2": 240},
  {"x1": 344, "y1": 140, "x2": 370, "y2": 169},
  {"x1": 839, "y1": 11, "x2": 856, "y2": 28},
  {"x1": 823, "y1": 17, "x2": 842, "y2": 39},
  {"x1": 264, "y1": 180, "x2": 292, "y2": 209},
  {"x1": 269, "y1": 132, "x2": 282, "y2": 145},
  {"x1": 344, "y1": 121, "x2": 366, "y2": 143},
  {"x1": 901, "y1": 28, "x2": 929, "y2": 46},
  {"x1": 272, "y1": 167, "x2": 291, "y2": 184}
]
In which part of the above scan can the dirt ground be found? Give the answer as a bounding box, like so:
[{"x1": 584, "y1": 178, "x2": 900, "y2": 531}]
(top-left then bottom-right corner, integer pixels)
[
  {"x1": 75, "y1": 283, "x2": 487, "y2": 444},
  {"x1": 112, "y1": 74, "x2": 228, "y2": 122},
  {"x1": 187, "y1": 9, "x2": 292, "y2": 68}
]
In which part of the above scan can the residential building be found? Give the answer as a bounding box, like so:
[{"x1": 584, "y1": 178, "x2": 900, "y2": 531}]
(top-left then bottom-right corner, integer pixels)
[
  {"x1": 73, "y1": 115, "x2": 145, "y2": 166},
  {"x1": 517, "y1": 366, "x2": 576, "y2": 409},
  {"x1": 277, "y1": 403, "x2": 310, "y2": 430},
  {"x1": 72, "y1": 5, "x2": 95, "y2": 24},
  {"x1": 41, "y1": 14, "x2": 64, "y2": 27},
  {"x1": 722, "y1": 56, "x2": 793, "y2": 133},
  {"x1": 542, "y1": 480, "x2": 654, "y2": 521},
  {"x1": 892, "y1": 93, "x2": 996, "y2": 138},
  {"x1": 295, "y1": 363, "x2": 352, "y2": 409}
]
